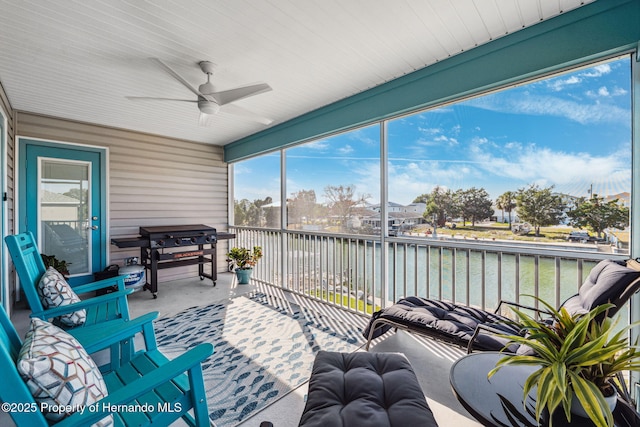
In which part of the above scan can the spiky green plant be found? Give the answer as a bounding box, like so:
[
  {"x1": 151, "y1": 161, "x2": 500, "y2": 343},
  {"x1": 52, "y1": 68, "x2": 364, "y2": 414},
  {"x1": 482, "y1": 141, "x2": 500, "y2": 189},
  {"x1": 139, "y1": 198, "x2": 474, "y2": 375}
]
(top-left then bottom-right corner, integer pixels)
[
  {"x1": 227, "y1": 246, "x2": 263, "y2": 270},
  {"x1": 488, "y1": 297, "x2": 640, "y2": 427}
]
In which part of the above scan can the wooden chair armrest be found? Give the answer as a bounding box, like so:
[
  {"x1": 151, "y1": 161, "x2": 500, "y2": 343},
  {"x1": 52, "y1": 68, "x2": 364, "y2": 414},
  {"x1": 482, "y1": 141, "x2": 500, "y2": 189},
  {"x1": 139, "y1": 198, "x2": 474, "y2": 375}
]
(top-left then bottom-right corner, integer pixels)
[
  {"x1": 29, "y1": 290, "x2": 133, "y2": 320},
  {"x1": 53, "y1": 343, "x2": 214, "y2": 427},
  {"x1": 73, "y1": 275, "x2": 127, "y2": 294},
  {"x1": 73, "y1": 312, "x2": 159, "y2": 354}
]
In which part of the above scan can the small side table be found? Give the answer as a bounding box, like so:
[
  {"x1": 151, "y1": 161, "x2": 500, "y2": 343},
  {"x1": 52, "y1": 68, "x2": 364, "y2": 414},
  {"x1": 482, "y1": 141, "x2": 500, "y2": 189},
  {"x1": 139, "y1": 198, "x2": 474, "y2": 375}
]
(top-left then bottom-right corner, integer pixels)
[{"x1": 449, "y1": 352, "x2": 639, "y2": 427}]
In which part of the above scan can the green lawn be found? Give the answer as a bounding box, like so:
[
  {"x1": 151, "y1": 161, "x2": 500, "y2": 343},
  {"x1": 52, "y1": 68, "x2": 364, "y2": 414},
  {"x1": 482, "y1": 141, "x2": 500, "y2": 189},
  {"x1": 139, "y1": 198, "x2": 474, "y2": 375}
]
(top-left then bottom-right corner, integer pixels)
[
  {"x1": 411, "y1": 223, "x2": 627, "y2": 247},
  {"x1": 311, "y1": 290, "x2": 380, "y2": 314}
]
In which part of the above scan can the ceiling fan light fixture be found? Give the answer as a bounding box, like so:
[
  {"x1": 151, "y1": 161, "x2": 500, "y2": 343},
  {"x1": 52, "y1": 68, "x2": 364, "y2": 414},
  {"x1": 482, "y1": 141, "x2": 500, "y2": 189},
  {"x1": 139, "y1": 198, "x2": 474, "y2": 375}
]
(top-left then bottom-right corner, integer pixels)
[
  {"x1": 198, "y1": 99, "x2": 220, "y2": 115},
  {"x1": 198, "y1": 81, "x2": 216, "y2": 95}
]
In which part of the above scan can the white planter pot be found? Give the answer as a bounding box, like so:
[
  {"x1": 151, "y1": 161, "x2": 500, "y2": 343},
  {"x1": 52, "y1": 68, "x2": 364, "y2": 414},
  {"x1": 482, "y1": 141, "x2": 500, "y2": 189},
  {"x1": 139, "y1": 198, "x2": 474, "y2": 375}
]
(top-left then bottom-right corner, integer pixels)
[{"x1": 570, "y1": 392, "x2": 617, "y2": 419}]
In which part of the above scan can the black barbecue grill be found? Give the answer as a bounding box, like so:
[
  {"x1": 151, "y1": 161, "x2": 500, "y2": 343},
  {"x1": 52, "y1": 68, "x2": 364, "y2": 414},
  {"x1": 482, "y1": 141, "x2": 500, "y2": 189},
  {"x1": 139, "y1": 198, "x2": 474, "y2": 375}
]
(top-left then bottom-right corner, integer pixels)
[
  {"x1": 140, "y1": 224, "x2": 217, "y2": 248},
  {"x1": 112, "y1": 224, "x2": 233, "y2": 298}
]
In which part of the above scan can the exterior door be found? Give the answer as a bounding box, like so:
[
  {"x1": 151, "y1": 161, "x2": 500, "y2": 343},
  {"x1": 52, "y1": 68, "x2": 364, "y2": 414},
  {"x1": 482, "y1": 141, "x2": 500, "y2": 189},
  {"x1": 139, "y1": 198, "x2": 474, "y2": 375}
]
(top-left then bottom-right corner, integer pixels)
[{"x1": 19, "y1": 138, "x2": 107, "y2": 285}]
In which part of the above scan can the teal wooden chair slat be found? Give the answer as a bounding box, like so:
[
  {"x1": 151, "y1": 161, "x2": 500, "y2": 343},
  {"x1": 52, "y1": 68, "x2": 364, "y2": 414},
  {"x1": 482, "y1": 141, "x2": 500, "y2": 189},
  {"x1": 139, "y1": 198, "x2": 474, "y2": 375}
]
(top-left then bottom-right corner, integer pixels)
[
  {"x1": 0, "y1": 305, "x2": 214, "y2": 427},
  {"x1": 0, "y1": 304, "x2": 50, "y2": 426},
  {"x1": 4, "y1": 232, "x2": 133, "y2": 331}
]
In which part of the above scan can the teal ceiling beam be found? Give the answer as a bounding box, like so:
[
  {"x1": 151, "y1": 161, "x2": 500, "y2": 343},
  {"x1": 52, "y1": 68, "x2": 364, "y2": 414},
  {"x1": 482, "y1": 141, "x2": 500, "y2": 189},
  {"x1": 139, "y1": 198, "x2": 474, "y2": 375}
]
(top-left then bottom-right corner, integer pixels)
[{"x1": 225, "y1": 0, "x2": 640, "y2": 162}]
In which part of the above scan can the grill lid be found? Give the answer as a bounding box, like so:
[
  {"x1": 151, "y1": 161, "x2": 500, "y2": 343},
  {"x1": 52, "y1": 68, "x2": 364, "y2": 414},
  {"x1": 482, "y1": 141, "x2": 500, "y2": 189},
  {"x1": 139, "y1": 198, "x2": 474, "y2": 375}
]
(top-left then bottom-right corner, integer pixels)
[{"x1": 140, "y1": 224, "x2": 216, "y2": 238}]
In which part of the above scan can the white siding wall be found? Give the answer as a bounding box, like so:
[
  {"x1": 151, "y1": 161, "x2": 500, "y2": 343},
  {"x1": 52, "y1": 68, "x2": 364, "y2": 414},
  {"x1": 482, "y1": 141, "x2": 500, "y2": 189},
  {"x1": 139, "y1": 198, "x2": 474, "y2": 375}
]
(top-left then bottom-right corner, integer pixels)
[
  {"x1": 15, "y1": 112, "x2": 230, "y2": 283},
  {"x1": 1, "y1": 81, "x2": 16, "y2": 307}
]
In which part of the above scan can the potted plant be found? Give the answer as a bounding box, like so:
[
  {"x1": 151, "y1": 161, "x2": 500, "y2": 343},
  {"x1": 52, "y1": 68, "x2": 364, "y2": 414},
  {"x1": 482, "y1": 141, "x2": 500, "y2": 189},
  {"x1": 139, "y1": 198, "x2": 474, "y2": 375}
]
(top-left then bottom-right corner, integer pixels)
[
  {"x1": 227, "y1": 246, "x2": 263, "y2": 284},
  {"x1": 41, "y1": 254, "x2": 71, "y2": 277},
  {"x1": 489, "y1": 298, "x2": 640, "y2": 427}
]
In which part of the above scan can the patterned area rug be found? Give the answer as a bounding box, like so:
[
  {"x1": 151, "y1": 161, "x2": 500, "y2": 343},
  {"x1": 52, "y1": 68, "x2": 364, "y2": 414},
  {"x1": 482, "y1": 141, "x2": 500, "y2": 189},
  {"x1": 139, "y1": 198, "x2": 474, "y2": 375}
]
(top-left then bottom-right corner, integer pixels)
[{"x1": 154, "y1": 292, "x2": 364, "y2": 426}]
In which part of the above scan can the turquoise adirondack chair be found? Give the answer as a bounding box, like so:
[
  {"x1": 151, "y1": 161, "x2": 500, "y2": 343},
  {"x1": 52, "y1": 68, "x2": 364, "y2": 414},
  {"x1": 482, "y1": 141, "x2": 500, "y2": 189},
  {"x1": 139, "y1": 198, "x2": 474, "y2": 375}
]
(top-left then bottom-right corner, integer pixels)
[
  {"x1": 0, "y1": 305, "x2": 214, "y2": 426},
  {"x1": 4, "y1": 232, "x2": 133, "y2": 329},
  {"x1": 5, "y1": 232, "x2": 143, "y2": 371}
]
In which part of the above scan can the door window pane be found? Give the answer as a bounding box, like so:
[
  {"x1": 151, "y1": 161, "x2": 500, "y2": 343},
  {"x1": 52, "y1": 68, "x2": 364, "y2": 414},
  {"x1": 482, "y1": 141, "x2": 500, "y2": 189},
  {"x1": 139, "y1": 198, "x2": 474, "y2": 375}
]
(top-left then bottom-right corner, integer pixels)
[{"x1": 40, "y1": 159, "x2": 90, "y2": 275}]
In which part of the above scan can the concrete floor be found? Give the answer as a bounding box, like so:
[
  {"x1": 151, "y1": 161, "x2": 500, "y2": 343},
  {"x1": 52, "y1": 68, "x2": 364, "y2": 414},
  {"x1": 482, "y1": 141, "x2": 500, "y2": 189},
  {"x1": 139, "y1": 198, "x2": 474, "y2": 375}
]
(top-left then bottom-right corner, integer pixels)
[{"x1": 4, "y1": 272, "x2": 480, "y2": 427}]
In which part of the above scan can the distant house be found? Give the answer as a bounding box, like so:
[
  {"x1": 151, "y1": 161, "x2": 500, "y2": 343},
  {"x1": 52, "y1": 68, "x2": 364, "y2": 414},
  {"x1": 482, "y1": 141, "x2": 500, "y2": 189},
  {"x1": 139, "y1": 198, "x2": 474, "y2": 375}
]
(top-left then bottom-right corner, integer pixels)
[
  {"x1": 491, "y1": 206, "x2": 520, "y2": 224},
  {"x1": 370, "y1": 202, "x2": 426, "y2": 214},
  {"x1": 362, "y1": 202, "x2": 426, "y2": 232},
  {"x1": 40, "y1": 190, "x2": 81, "y2": 225},
  {"x1": 607, "y1": 192, "x2": 630, "y2": 208}
]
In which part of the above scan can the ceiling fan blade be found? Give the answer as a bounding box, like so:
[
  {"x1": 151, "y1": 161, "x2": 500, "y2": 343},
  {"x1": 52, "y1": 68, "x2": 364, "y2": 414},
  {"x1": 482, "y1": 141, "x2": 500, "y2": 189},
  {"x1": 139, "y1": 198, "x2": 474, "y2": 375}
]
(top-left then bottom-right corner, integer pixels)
[
  {"x1": 220, "y1": 103, "x2": 273, "y2": 125},
  {"x1": 150, "y1": 58, "x2": 204, "y2": 98},
  {"x1": 126, "y1": 96, "x2": 196, "y2": 102},
  {"x1": 209, "y1": 82, "x2": 272, "y2": 106}
]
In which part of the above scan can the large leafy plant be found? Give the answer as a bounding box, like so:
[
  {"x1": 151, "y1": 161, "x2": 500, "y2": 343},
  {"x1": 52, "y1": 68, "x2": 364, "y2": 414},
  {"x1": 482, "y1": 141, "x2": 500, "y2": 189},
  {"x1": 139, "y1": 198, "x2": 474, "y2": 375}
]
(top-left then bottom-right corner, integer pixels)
[
  {"x1": 227, "y1": 246, "x2": 263, "y2": 270},
  {"x1": 41, "y1": 254, "x2": 70, "y2": 277},
  {"x1": 488, "y1": 298, "x2": 640, "y2": 427}
]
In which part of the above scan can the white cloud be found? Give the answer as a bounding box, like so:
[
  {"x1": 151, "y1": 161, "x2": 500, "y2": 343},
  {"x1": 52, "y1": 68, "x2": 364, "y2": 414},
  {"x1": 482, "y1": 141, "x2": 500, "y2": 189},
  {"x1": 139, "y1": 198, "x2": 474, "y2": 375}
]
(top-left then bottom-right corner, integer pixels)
[
  {"x1": 467, "y1": 93, "x2": 629, "y2": 125},
  {"x1": 504, "y1": 141, "x2": 523, "y2": 150},
  {"x1": 612, "y1": 87, "x2": 628, "y2": 96},
  {"x1": 348, "y1": 129, "x2": 378, "y2": 145},
  {"x1": 587, "y1": 86, "x2": 628, "y2": 98},
  {"x1": 382, "y1": 158, "x2": 485, "y2": 204},
  {"x1": 546, "y1": 64, "x2": 611, "y2": 92},
  {"x1": 468, "y1": 141, "x2": 630, "y2": 190},
  {"x1": 547, "y1": 75, "x2": 581, "y2": 91},
  {"x1": 233, "y1": 163, "x2": 252, "y2": 175},
  {"x1": 304, "y1": 140, "x2": 330, "y2": 150},
  {"x1": 238, "y1": 177, "x2": 280, "y2": 202},
  {"x1": 417, "y1": 126, "x2": 442, "y2": 135},
  {"x1": 413, "y1": 126, "x2": 459, "y2": 147},
  {"x1": 327, "y1": 139, "x2": 631, "y2": 205},
  {"x1": 337, "y1": 144, "x2": 354, "y2": 155},
  {"x1": 581, "y1": 63, "x2": 611, "y2": 78}
]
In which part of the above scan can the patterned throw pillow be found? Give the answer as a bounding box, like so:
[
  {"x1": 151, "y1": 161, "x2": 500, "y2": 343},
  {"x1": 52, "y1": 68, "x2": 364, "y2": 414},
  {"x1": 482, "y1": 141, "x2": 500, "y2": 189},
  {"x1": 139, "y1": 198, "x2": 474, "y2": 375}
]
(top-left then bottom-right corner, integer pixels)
[
  {"x1": 38, "y1": 266, "x2": 86, "y2": 327},
  {"x1": 17, "y1": 318, "x2": 113, "y2": 426}
]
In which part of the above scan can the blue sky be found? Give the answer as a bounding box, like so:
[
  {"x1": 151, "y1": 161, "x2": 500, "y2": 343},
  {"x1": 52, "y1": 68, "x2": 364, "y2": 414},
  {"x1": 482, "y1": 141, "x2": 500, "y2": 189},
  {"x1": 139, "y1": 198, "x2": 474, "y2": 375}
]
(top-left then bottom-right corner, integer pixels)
[{"x1": 235, "y1": 56, "x2": 631, "y2": 206}]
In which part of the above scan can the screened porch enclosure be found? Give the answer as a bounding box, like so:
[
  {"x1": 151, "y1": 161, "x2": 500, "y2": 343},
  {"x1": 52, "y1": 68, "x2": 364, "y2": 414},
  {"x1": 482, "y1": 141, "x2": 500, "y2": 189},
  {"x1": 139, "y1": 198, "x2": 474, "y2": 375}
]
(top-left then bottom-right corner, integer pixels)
[
  {"x1": 230, "y1": 54, "x2": 636, "y2": 317},
  {"x1": 228, "y1": 48, "x2": 640, "y2": 400}
]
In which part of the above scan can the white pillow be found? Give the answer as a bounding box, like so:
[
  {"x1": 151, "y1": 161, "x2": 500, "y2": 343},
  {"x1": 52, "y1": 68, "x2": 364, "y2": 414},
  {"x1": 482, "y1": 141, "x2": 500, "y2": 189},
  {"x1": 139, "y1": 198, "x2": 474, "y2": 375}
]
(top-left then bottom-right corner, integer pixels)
[
  {"x1": 17, "y1": 318, "x2": 113, "y2": 426},
  {"x1": 38, "y1": 266, "x2": 86, "y2": 327}
]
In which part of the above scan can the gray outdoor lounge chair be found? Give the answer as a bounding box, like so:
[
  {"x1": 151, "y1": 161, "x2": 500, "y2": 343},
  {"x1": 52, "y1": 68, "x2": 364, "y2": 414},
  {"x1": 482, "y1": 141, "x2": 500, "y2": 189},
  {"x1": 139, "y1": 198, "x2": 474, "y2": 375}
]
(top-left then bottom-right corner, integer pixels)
[{"x1": 363, "y1": 259, "x2": 640, "y2": 354}]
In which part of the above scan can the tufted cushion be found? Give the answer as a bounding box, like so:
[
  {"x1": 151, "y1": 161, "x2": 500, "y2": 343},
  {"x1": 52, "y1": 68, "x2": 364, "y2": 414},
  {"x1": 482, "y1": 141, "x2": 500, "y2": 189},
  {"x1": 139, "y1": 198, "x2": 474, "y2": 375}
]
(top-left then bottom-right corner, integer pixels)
[
  {"x1": 17, "y1": 318, "x2": 112, "y2": 426},
  {"x1": 38, "y1": 266, "x2": 86, "y2": 327},
  {"x1": 573, "y1": 260, "x2": 640, "y2": 313},
  {"x1": 299, "y1": 351, "x2": 438, "y2": 427},
  {"x1": 363, "y1": 296, "x2": 522, "y2": 352}
]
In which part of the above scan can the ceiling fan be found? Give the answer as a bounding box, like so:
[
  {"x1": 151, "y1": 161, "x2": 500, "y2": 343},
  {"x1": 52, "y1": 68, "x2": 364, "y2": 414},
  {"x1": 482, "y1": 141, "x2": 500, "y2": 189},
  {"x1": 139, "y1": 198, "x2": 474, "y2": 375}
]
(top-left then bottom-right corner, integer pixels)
[{"x1": 128, "y1": 58, "x2": 273, "y2": 125}]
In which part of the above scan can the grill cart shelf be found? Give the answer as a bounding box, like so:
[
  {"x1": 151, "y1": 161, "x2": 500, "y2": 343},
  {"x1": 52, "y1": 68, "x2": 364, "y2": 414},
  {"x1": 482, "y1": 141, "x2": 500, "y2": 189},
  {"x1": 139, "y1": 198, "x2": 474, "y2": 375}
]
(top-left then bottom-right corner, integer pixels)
[{"x1": 111, "y1": 224, "x2": 235, "y2": 298}]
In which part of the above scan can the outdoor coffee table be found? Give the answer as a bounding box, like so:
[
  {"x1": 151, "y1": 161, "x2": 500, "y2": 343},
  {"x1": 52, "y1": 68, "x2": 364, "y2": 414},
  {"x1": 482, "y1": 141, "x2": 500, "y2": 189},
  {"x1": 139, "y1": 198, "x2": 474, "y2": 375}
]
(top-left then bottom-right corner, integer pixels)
[{"x1": 449, "y1": 352, "x2": 640, "y2": 427}]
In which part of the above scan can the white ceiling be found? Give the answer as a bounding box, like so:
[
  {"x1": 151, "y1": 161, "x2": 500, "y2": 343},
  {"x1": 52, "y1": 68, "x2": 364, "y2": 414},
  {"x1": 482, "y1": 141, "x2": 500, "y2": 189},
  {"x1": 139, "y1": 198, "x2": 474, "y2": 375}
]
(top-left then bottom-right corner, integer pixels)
[{"x1": 0, "y1": 0, "x2": 595, "y2": 146}]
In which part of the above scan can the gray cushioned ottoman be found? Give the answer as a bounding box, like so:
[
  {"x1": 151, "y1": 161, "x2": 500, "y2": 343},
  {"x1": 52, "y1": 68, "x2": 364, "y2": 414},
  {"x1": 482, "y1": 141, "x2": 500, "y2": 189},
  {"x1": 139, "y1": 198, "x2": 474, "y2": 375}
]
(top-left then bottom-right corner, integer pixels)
[{"x1": 298, "y1": 351, "x2": 439, "y2": 427}]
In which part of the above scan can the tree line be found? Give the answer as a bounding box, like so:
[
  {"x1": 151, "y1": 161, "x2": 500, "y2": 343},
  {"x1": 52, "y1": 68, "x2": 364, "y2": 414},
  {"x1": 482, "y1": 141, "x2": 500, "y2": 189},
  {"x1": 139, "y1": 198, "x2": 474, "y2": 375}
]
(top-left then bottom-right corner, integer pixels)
[
  {"x1": 234, "y1": 185, "x2": 370, "y2": 230},
  {"x1": 416, "y1": 184, "x2": 629, "y2": 237},
  {"x1": 235, "y1": 183, "x2": 629, "y2": 237}
]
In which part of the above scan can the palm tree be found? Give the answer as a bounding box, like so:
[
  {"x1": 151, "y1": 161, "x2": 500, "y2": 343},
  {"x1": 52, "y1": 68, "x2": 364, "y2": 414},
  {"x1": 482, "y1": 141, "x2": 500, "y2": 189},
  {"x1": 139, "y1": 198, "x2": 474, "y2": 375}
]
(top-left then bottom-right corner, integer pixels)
[{"x1": 496, "y1": 191, "x2": 516, "y2": 225}]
